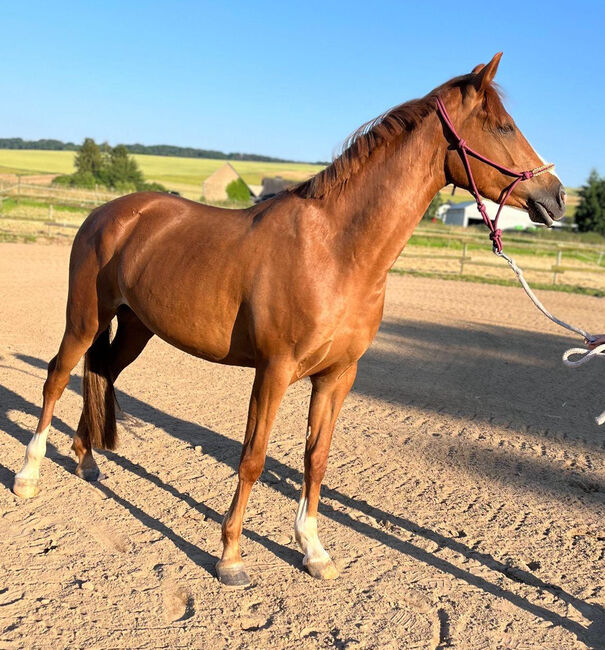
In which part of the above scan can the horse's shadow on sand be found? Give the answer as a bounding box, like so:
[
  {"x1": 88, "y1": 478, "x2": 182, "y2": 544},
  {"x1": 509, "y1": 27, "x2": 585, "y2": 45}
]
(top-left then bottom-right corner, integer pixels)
[
  {"x1": 4, "y1": 316, "x2": 605, "y2": 647},
  {"x1": 0, "y1": 371, "x2": 300, "y2": 576},
  {"x1": 357, "y1": 317, "x2": 605, "y2": 451}
]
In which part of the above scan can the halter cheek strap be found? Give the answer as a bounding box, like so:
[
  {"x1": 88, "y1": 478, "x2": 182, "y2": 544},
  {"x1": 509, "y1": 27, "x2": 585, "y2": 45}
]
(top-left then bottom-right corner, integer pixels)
[{"x1": 435, "y1": 96, "x2": 555, "y2": 253}]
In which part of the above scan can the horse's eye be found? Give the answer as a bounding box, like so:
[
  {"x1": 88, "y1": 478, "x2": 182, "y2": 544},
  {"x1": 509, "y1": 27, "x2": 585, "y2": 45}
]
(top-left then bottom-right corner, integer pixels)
[{"x1": 497, "y1": 123, "x2": 515, "y2": 135}]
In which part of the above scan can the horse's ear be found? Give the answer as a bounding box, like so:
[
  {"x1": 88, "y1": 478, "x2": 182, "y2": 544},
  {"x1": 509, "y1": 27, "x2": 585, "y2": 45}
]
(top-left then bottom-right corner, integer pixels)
[{"x1": 473, "y1": 52, "x2": 502, "y2": 90}]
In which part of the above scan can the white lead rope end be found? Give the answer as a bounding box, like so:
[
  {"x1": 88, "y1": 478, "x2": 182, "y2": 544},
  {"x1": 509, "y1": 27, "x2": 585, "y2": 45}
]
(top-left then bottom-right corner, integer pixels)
[{"x1": 495, "y1": 250, "x2": 605, "y2": 424}]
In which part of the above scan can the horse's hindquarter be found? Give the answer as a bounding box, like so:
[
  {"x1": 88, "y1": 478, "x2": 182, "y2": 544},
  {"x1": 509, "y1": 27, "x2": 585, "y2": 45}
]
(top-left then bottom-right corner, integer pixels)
[{"x1": 114, "y1": 195, "x2": 253, "y2": 363}]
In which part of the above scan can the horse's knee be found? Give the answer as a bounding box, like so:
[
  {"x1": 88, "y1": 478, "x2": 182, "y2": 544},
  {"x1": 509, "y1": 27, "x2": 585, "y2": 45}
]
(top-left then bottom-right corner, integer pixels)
[{"x1": 46, "y1": 355, "x2": 57, "y2": 376}]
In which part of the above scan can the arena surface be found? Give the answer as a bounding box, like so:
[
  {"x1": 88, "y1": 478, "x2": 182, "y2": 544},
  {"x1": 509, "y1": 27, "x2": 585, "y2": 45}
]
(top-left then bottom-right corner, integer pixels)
[{"x1": 1, "y1": 242, "x2": 604, "y2": 649}]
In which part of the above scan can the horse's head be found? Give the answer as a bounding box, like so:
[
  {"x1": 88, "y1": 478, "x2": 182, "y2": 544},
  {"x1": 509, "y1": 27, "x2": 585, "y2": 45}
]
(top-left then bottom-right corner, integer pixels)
[{"x1": 440, "y1": 53, "x2": 566, "y2": 226}]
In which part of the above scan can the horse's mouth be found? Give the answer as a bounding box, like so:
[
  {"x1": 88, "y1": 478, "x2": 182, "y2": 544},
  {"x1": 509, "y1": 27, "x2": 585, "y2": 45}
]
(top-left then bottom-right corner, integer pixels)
[{"x1": 527, "y1": 199, "x2": 554, "y2": 227}]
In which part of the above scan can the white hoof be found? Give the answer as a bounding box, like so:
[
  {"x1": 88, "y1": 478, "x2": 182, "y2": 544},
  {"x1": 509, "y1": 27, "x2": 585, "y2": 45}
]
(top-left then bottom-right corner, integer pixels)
[
  {"x1": 305, "y1": 557, "x2": 339, "y2": 580},
  {"x1": 13, "y1": 477, "x2": 40, "y2": 499}
]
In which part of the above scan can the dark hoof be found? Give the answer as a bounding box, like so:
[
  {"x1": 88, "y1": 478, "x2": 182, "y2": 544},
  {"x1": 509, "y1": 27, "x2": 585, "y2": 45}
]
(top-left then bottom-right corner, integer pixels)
[
  {"x1": 76, "y1": 465, "x2": 101, "y2": 482},
  {"x1": 216, "y1": 562, "x2": 251, "y2": 587},
  {"x1": 305, "y1": 558, "x2": 339, "y2": 580}
]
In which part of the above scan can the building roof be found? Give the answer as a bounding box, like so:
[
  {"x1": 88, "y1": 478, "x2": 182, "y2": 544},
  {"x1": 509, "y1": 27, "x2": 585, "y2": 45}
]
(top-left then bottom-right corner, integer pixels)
[
  {"x1": 202, "y1": 162, "x2": 254, "y2": 201},
  {"x1": 254, "y1": 176, "x2": 295, "y2": 203}
]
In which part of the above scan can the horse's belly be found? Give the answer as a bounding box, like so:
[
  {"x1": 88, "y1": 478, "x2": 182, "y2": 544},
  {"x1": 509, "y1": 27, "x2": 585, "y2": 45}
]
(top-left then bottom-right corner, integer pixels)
[
  {"x1": 119, "y1": 263, "x2": 251, "y2": 364},
  {"x1": 128, "y1": 296, "x2": 241, "y2": 361}
]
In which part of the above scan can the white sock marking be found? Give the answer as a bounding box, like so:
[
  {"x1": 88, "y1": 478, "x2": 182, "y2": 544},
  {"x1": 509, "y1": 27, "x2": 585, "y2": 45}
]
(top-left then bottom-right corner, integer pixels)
[
  {"x1": 295, "y1": 496, "x2": 330, "y2": 565},
  {"x1": 15, "y1": 425, "x2": 50, "y2": 481}
]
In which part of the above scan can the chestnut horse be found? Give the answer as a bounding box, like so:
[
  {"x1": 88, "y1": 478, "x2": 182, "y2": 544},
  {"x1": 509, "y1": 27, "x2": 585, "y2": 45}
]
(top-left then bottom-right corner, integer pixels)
[{"x1": 13, "y1": 53, "x2": 565, "y2": 586}]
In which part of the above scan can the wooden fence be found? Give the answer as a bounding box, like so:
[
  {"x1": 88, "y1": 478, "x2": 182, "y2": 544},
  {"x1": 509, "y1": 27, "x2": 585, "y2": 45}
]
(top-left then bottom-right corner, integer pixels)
[
  {"x1": 2, "y1": 184, "x2": 605, "y2": 292},
  {"x1": 0, "y1": 179, "x2": 119, "y2": 207},
  {"x1": 399, "y1": 229, "x2": 605, "y2": 290},
  {"x1": 0, "y1": 181, "x2": 121, "y2": 239}
]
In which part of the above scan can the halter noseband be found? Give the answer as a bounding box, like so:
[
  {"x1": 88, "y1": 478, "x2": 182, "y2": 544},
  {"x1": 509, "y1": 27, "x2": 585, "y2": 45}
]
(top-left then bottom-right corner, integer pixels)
[{"x1": 435, "y1": 96, "x2": 554, "y2": 253}]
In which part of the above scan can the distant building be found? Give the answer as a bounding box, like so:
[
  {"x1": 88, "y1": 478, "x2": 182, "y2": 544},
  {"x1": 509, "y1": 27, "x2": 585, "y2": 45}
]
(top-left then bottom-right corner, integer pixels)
[
  {"x1": 201, "y1": 163, "x2": 254, "y2": 202},
  {"x1": 441, "y1": 200, "x2": 535, "y2": 230},
  {"x1": 254, "y1": 176, "x2": 294, "y2": 203}
]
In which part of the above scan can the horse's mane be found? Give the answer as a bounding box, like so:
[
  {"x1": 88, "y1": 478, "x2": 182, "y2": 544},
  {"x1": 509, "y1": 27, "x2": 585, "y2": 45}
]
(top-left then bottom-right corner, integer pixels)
[{"x1": 292, "y1": 73, "x2": 505, "y2": 200}]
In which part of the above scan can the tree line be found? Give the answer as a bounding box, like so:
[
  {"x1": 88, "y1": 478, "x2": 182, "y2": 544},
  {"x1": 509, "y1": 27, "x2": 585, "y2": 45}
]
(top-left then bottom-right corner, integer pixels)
[
  {"x1": 0, "y1": 137, "x2": 79, "y2": 151},
  {"x1": 0, "y1": 137, "x2": 327, "y2": 164}
]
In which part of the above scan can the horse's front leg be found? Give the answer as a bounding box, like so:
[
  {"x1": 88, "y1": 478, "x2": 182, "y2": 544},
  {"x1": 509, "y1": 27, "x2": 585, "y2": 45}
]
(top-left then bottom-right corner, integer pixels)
[
  {"x1": 216, "y1": 360, "x2": 293, "y2": 587},
  {"x1": 295, "y1": 362, "x2": 357, "y2": 579}
]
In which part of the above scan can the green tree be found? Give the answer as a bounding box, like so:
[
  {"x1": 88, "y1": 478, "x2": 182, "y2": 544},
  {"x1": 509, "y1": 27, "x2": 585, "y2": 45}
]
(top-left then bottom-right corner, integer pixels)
[
  {"x1": 226, "y1": 178, "x2": 251, "y2": 203},
  {"x1": 423, "y1": 192, "x2": 443, "y2": 220},
  {"x1": 102, "y1": 144, "x2": 144, "y2": 190},
  {"x1": 54, "y1": 137, "x2": 166, "y2": 193},
  {"x1": 74, "y1": 138, "x2": 104, "y2": 177},
  {"x1": 575, "y1": 170, "x2": 605, "y2": 234}
]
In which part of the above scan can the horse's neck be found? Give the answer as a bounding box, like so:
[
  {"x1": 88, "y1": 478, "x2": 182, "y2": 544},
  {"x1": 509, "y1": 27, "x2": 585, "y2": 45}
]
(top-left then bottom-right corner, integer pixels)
[{"x1": 329, "y1": 113, "x2": 446, "y2": 283}]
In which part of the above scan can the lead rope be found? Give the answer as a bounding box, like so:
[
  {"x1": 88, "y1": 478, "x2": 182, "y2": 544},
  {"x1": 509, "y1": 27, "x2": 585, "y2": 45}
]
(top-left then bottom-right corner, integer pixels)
[
  {"x1": 496, "y1": 250, "x2": 605, "y2": 424},
  {"x1": 434, "y1": 95, "x2": 605, "y2": 424}
]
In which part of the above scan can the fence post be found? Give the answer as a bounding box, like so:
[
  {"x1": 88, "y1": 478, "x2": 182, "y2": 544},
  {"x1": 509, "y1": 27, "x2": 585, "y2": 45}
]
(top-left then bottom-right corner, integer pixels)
[
  {"x1": 460, "y1": 242, "x2": 467, "y2": 275},
  {"x1": 599, "y1": 251, "x2": 604, "y2": 266},
  {"x1": 48, "y1": 204, "x2": 53, "y2": 221},
  {"x1": 553, "y1": 249, "x2": 562, "y2": 285}
]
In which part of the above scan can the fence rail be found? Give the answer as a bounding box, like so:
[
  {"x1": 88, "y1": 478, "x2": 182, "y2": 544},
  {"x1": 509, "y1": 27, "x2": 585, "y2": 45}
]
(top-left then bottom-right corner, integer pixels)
[
  {"x1": 413, "y1": 226, "x2": 605, "y2": 254},
  {"x1": 0, "y1": 180, "x2": 120, "y2": 206},
  {"x1": 2, "y1": 185, "x2": 605, "y2": 292},
  {"x1": 401, "y1": 231, "x2": 605, "y2": 288}
]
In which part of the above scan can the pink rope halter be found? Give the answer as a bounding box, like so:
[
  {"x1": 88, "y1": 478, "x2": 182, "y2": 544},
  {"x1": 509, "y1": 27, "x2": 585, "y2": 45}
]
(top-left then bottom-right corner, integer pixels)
[{"x1": 435, "y1": 96, "x2": 554, "y2": 253}]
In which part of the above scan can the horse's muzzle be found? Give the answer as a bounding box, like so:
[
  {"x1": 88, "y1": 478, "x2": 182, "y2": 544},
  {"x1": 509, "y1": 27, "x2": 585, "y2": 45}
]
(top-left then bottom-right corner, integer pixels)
[{"x1": 526, "y1": 183, "x2": 566, "y2": 226}]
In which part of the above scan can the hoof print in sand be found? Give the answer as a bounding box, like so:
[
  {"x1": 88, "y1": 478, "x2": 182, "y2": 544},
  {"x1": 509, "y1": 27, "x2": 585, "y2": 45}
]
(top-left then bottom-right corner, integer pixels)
[{"x1": 162, "y1": 581, "x2": 194, "y2": 622}]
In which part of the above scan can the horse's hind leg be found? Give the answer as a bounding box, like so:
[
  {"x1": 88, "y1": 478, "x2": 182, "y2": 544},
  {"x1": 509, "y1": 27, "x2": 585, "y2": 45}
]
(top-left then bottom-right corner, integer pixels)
[
  {"x1": 72, "y1": 306, "x2": 153, "y2": 481},
  {"x1": 13, "y1": 325, "x2": 102, "y2": 498},
  {"x1": 295, "y1": 362, "x2": 357, "y2": 579}
]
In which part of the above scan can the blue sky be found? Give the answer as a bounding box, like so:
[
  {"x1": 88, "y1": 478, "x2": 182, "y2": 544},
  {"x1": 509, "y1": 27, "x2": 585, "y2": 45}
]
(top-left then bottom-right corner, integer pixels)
[{"x1": 2, "y1": 1, "x2": 603, "y2": 186}]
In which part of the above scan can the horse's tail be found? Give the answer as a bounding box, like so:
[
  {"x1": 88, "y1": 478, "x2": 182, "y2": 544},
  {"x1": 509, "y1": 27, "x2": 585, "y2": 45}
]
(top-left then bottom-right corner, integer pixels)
[{"x1": 81, "y1": 325, "x2": 118, "y2": 450}]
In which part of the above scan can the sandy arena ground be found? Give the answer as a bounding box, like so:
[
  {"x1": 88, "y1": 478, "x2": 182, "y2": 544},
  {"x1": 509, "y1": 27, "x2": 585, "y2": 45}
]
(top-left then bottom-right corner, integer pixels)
[{"x1": 1, "y1": 242, "x2": 605, "y2": 649}]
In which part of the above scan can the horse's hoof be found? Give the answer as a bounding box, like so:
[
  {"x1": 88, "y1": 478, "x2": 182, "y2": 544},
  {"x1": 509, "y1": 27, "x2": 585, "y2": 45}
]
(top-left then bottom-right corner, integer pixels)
[
  {"x1": 216, "y1": 561, "x2": 251, "y2": 587},
  {"x1": 76, "y1": 465, "x2": 100, "y2": 482},
  {"x1": 305, "y1": 557, "x2": 339, "y2": 580},
  {"x1": 12, "y1": 477, "x2": 40, "y2": 499}
]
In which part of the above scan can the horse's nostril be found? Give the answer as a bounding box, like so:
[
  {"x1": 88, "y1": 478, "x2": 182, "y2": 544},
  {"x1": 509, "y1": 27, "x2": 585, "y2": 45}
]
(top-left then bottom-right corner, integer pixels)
[{"x1": 559, "y1": 186, "x2": 567, "y2": 206}]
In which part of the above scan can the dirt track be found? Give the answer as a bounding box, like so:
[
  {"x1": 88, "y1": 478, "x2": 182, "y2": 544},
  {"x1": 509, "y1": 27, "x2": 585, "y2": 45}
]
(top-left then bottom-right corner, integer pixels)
[{"x1": 1, "y1": 242, "x2": 605, "y2": 649}]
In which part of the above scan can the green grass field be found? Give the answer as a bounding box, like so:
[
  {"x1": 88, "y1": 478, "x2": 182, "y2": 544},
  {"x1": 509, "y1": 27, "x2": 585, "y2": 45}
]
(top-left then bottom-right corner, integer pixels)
[
  {"x1": 0, "y1": 149, "x2": 580, "y2": 213},
  {"x1": 0, "y1": 150, "x2": 325, "y2": 199}
]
